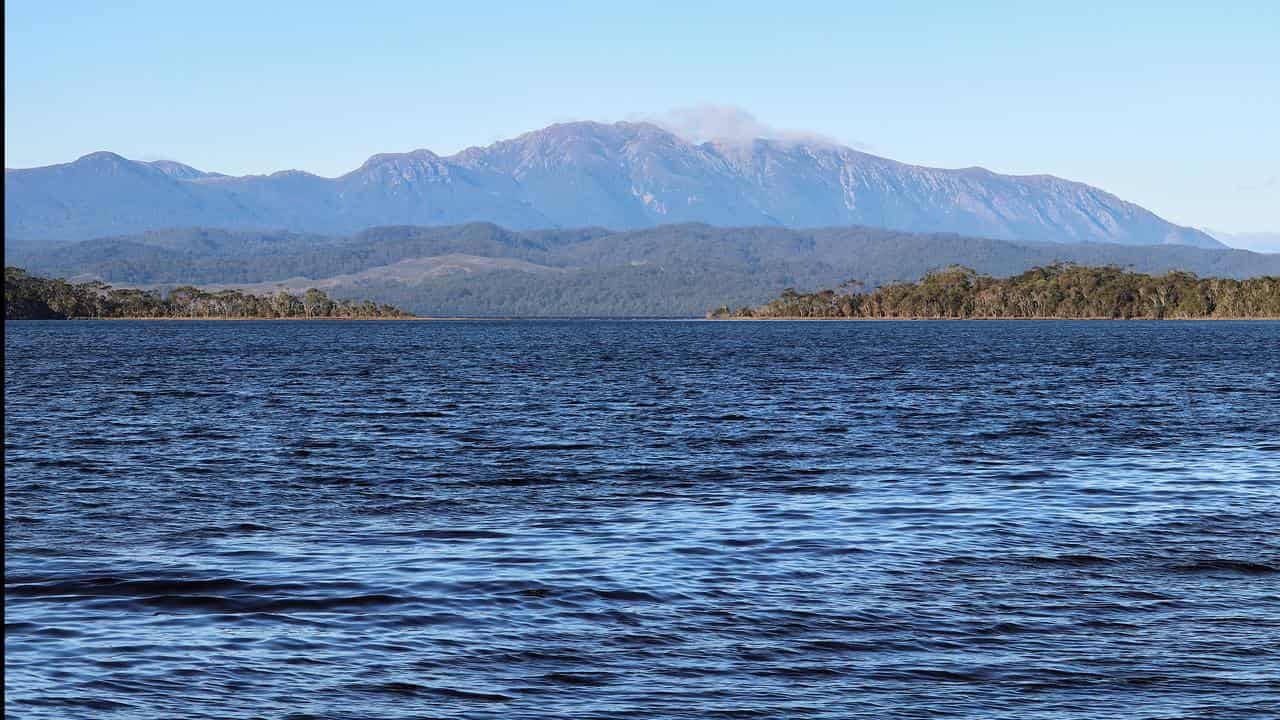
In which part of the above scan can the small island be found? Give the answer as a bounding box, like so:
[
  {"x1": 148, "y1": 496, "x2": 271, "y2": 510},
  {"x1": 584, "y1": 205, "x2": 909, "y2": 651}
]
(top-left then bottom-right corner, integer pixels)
[
  {"x1": 4, "y1": 267, "x2": 414, "y2": 320},
  {"x1": 709, "y1": 264, "x2": 1280, "y2": 320}
]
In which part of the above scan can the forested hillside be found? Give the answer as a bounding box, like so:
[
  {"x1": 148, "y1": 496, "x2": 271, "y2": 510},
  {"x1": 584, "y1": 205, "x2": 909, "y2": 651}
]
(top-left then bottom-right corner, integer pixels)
[
  {"x1": 8, "y1": 223, "x2": 1278, "y2": 317},
  {"x1": 4, "y1": 267, "x2": 411, "y2": 320},
  {"x1": 717, "y1": 264, "x2": 1280, "y2": 320}
]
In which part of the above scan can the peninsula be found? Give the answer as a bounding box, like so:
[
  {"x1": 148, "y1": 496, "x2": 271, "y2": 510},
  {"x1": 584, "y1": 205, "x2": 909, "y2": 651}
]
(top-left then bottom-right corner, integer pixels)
[
  {"x1": 709, "y1": 264, "x2": 1280, "y2": 320},
  {"x1": 4, "y1": 267, "x2": 413, "y2": 320}
]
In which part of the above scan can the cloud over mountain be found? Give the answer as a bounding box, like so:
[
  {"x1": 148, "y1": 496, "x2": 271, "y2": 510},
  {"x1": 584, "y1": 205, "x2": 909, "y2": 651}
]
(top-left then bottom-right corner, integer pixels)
[{"x1": 632, "y1": 105, "x2": 845, "y2": 147}]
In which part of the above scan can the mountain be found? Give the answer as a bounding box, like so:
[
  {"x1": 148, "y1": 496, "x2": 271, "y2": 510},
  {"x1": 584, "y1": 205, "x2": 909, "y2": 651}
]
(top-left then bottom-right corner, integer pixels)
[
  {"x1": 11, "y1": 223, "x2": 1272, "y2": 317},
  {"x1": 5, "y1": 122, "x2": 1220, "y2": 248},
  {"x1": 145, "y1": 160, "x2": 227, "y2": 180}
]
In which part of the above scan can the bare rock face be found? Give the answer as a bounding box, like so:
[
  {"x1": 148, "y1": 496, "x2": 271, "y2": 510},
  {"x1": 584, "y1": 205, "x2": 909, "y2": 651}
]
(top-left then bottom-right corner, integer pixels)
[{"x1": 5, "y1": 122, "x2": 1221, "y2": 248}]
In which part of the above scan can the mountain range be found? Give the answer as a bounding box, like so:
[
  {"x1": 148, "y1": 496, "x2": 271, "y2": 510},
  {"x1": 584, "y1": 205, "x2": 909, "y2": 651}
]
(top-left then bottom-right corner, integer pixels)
[{"x1": 5, "y1": 121, "x2": 1221, "y2": 248}]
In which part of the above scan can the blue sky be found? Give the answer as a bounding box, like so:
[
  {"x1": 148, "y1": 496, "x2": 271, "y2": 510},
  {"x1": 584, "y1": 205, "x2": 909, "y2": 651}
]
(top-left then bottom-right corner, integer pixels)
[{"x1": 5, "y1": 1, "x2": 1277, "y2": 233}]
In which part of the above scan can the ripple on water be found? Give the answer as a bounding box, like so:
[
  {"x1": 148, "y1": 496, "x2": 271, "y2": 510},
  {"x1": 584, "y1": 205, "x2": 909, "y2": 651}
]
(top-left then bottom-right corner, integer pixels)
[{"x1": 5, "y1": 319, "x2": 1280, "y2": 719}]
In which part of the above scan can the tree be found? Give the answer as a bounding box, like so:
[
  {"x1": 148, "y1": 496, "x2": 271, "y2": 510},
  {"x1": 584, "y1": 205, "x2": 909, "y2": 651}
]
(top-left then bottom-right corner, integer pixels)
[{"x1": 303, "y1": 288, "x2": 332, "y2": 318}]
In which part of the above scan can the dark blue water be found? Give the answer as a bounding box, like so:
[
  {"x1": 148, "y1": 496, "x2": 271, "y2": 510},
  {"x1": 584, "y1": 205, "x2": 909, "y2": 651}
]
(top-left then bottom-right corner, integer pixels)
[{"x1": 6, "y1": 320, "x2": 1280, "y2": 719}]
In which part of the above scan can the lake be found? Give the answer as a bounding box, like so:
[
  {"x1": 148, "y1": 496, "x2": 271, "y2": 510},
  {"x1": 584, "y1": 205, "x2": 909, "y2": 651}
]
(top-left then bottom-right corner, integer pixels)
[{"x1": 5, "y1": 320, "x2": 1279, "y2": 719}]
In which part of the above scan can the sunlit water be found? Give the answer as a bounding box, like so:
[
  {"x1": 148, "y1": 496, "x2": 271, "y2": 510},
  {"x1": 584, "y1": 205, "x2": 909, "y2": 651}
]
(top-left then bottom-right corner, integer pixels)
[{"x1": 5, "y1": 320, "x2": 1280, "y2": 719}]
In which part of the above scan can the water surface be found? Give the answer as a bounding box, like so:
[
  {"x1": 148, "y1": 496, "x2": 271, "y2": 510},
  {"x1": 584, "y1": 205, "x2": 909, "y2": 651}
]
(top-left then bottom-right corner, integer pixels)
[{"x1": 6, "y1": 320, "x2": 1280, "y2": 718}]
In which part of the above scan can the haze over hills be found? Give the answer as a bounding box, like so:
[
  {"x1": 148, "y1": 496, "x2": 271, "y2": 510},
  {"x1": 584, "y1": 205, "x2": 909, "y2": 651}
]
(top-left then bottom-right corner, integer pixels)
[
  {"x1": 11, "y1": 223, "x2": 1274, "y2": 317},
  {"x1": 5, "y1": 121, "x2": 1220, "y2": 248},
  {"x1": 1203, "y1": 229, "x2": 1280, "y2": 254}
]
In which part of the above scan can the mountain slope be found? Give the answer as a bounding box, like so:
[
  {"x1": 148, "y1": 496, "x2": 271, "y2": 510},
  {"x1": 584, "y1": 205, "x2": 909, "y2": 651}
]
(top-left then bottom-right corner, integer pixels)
[{"x1": 5, "y1": 122, "x2": 1220, "y2": 248}]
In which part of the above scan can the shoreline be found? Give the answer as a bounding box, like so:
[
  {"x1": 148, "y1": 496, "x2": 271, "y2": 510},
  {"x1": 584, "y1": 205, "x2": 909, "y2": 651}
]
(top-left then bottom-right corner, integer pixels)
[
  {"x1": 57, "y1": 315, "x2": 450, "y2": 321},
  {"x1": 8, "y1": 315, "x2": 1276, "y2": 322},
  {"x1": 704, "y1": 315, "x2": 1280, "y2": 321}
]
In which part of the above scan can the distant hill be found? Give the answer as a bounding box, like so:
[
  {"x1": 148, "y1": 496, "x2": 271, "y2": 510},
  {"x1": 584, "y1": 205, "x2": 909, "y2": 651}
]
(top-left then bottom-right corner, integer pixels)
[
  {"x1": 5, "y1": 121, "x2": 1219, "y2": 248},
  {"x1": 9, "y1": 223, "x2": 1272, "y2": 317},
  {"x1": 1204, "y1": 229, "x2": 1280, "y2": 254}
]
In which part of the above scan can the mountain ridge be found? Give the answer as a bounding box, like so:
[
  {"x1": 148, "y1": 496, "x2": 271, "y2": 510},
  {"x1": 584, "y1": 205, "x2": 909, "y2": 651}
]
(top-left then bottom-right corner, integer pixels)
[{"x1": 5, "y1": 121, "x2": 1220, "y2": 248}]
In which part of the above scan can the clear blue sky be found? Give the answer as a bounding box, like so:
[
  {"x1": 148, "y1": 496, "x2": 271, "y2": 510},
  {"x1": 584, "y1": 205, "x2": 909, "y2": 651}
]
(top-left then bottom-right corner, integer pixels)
[{"x1": 5, "y1": 1, "x2": 1277, "y2": 232}]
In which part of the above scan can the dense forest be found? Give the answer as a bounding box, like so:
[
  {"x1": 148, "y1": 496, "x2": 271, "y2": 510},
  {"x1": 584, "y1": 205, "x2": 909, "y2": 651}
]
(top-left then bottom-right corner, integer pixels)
[
  {"x1": 4, "y1": 267, "x2": 412, "y2": 320},
  {"x1": 710, "y1": 264, "x2": 1280, "y2": 320}
]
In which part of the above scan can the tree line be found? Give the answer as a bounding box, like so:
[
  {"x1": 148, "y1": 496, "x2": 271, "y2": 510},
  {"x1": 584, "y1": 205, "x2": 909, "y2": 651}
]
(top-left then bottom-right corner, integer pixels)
[
  {"x1": 709, "y1": 264, "x2": 1280, "y2": 320},
  {"x1": 4, "y1": 267, "x2": 413, "y2": 320}
]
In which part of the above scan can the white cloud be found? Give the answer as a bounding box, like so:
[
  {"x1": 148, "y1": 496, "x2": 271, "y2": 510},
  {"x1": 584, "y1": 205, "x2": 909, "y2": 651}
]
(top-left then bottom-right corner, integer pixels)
[
  {"x1": 1236, "y1": 175, "x2": 1278, "y2": 192},
  {"x1": 630, "y1": 104, "x2": 862, "y2": 149}
]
